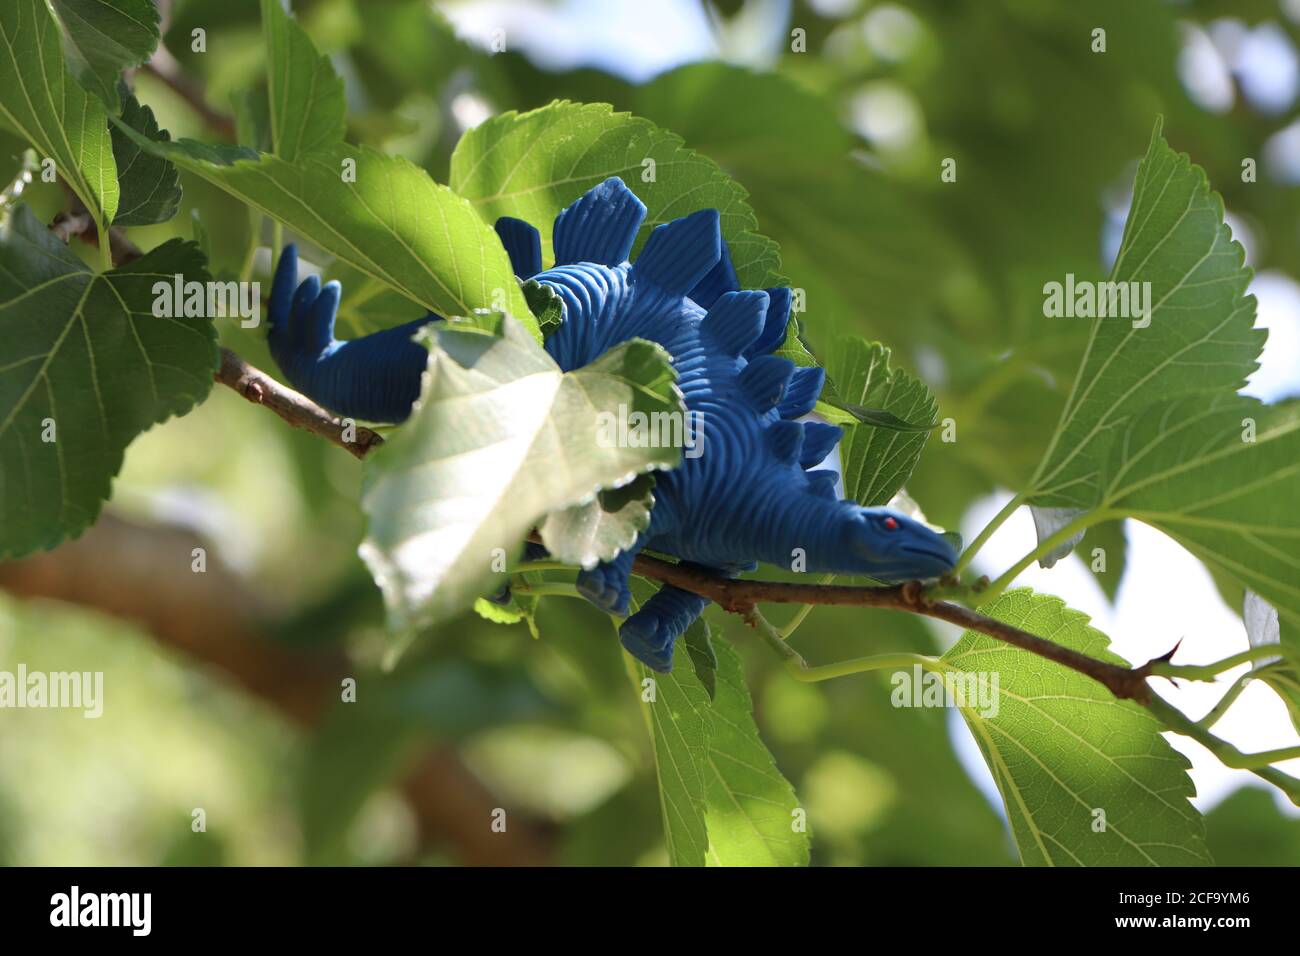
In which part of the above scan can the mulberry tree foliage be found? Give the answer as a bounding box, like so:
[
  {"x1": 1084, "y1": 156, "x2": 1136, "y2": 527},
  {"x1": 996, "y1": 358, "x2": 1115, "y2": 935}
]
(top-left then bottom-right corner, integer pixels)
[{"x1": 1, "y1": 0, "x2": 1298, "y2": 868}]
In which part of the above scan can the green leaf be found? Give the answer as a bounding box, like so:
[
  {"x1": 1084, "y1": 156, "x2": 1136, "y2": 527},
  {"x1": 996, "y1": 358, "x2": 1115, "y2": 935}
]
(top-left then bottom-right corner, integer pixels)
[
  {"x1": 701, "y1": 638, "x2": 809, "y2": 866},
  {"x1": 0, "y1": 0, "x2": 119, "y2": 230},
  {"x1": 1083, "y1": 519, "x2": 1128, "y2": 602},
  {"x1": 0, "y1": 205, "x2": 217, "y2": 558},
  {"x1": 473, "y1": 582, "x2": 541, "y2": 639},
  {"x1": 682, "y1": 615, "x2": 716, "y2": 701},
  {"x1": 539, "y1": 472, "x2": 656, "y2": 569},
  {"x1": 449, "y1": 100, "x2": 781, "y2": 289},
  {"x1": 1204, "y1": 786, "x2": 1300, "y2": 866},
  {"x1": 259, "y1": 0, "x2": 346, "y2": 162},
  {"x1": 942, "y1": 589, "x2": 1210, "y2": 866},
  {"x1": 360, "y1": 317, "x2": 683, "y2": 634},
  {"x1": 300, "y1": 660, "x2": 551, "y2": 863},
  {"x1": 328, "y1": 260, "x2": 427, "y2": 337},
  {"x1": 521, "y1": 278, "x2": 563, "y2": 337},
  {"x1": 772, "y1": 315, "x2": 818, "y2": 368},
  {"x1": 625, "y1": 64, "x2": 978, "y2": 347},
  {"x1": 627, "y1": 584, "x2": 807, "y2": 865},
  {"x1": 49, "y1": 0, "x2": 159, "y2": 111},
  {"x1": 823, "y1": 338, "x2": 938, "y2": 507},
  {"x1": 1029, "y1": 119, "x2": 1262, "y2": 510},
  {"x1": 632, "y1": 634, "x2": 712, "y2": 867},
  {"x1": 231, "y1": 87, "x2": 273, "y2": 154},
  {"x1": 775, "y1": 320, "x2": 931, "y2": 434},
  {"x1": 1095, "y1": 394, "x2": 1300, "y2": 659},
  {"x1": 1243, "y1": 591, "x2": 1300, "y2": 734},
  {"x1": 109, "y1": 92, "x2": 181, "y2": 226},
  {"x1": 112, "y1": 128, "x2": 536, "y2": 335}
]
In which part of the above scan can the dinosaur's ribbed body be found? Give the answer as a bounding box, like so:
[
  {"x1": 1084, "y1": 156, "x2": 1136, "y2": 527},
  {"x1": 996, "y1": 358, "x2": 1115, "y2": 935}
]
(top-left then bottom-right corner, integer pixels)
[{"x1": 267, "y1": 178, "x2": 957, "y2": 670}]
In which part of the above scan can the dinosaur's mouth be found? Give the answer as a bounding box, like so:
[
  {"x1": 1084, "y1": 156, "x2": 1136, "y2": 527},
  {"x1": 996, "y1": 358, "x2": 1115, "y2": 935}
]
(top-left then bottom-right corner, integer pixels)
[{"x1": 899, "y1": 541, "x2": 958, "y2": 570}]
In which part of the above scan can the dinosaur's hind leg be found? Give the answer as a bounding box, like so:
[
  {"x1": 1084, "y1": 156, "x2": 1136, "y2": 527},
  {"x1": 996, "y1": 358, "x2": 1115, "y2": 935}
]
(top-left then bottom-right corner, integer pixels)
[
  {"x1": 576, "y1": 540, "x2": 642, "y2": 616},
  {"x1": 620, "y1": 560, "x2": 751, "y2": 671},
  {"x1": 620, "y1": 584, "x2": 709, "y2": 672}
]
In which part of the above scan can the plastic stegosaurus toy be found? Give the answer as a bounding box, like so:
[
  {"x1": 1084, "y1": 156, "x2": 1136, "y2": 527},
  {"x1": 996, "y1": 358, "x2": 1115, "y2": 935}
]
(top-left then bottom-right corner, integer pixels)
[{"x1": 267, "y1": 177, "x2": 958, "y2": 671}]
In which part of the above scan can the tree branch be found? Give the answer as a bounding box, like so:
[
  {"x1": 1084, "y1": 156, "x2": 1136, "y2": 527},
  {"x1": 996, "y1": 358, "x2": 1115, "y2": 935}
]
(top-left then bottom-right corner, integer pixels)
[
  {"x1": 625, "y1": 552, "x2": 1158, "y2": 702},
  {"x1": 215, "y1": 348, "x2": 384, "y2": 460},
  {"x1": 212, "y1": 353, "x2": 1170, "y2": 704}
]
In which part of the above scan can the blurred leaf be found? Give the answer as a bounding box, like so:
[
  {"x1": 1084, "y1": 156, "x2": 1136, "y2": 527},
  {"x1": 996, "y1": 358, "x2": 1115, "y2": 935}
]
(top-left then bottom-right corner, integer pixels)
[
  {"x1": 449, "y1": 100, "x2": 782, "y2": 289},
  {"x1": 617, "y1": 64, "x2": 979, "y2": 345},
  {"x1": 1083, "y1": 519, "x2": 1128, "y2": 602},
  {"x1": 0, "y1": 206, "x2": 216, "y2": 557},
  {"x1": 360, "y1": 319, "x2": 683, "y2": 634},
  {"x1": 824, "y1": 338, "x2": 937, "y2": 507},
  {"x1": 109, "y1": 92, "x2": 181, "y2": 226},
  {"x1": 943, "y1": 589, "x2": 1211, "y2": 866},
  {"x1": 231, "y1": 87, "x2": 273, "y2": 153},
  {"x1": 1203, "y1": 786, "x2": 1300, "y2": 866},
  {"x1": 259, "y1": 0, "x2": 346, "y2": 162},
  {"x1": 0, "y1": 0, "x2": 119, "y2": 229},
  {"x1": 300, "y1": 660, "x2": 551, "y2": 863},
  {"x1": 50, "y1": 0, "x2": 159, "y2": 111}
]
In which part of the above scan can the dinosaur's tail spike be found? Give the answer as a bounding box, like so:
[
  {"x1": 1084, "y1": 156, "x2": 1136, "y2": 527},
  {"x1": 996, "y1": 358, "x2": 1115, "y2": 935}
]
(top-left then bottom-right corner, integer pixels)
[
  {"x1": 738, "y1": 355, "x2": 795, "y2": 411},
  {"x1": 687, "y1": 236, "x2": 739, "y2": 309},
  {"x1": 289, "y1": 273, "x2": 323, "y2": 346},
  {"x1": 631, "y1": 208, "x2": 722, "y2": 295},
  {"x1": 767, "y1": 419, "x2": 805, "y2": 464},
  {"x1": 702, "y1": 290, "x2": 768, "y2": 356},
  {"x1": 800, "y1": 421, "x2": 843, "y2": 469},
  {"x1": 553, "y1": 177, "x2": 646, "y2": 267},
  {"x1": 778, "y1": 366, "x2": 825, "y2": 419},
  {"x1": 301, "y1": 280, "x2": 341, "y2": 353},
  {"x1": 744, "y1": 287, "x2": 792, "y2": 359},
  {"x1": 494, "y1": 217, "x2": 542, "y2": 279},
  {"x1": 268, "y1": 242, "x2": 299, "y2": 336},
  {"x1": 807, "y1": 469, "x2": 840, "y2": 499}
]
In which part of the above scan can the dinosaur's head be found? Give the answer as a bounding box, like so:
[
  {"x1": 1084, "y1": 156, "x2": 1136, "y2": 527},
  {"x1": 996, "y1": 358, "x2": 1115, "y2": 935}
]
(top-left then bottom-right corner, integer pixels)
[{"x1": 838, "y1": 507, "x2": 959, "y2": 582}]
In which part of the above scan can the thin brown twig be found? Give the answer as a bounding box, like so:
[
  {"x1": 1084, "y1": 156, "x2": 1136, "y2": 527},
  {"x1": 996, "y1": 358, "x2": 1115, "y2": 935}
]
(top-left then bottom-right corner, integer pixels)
[
  {"x1": 215, "y1": 348, "x2": 384, "y2": 460},
  {"x1": 625, "y1": 551, "x2": 1157, "y2": 702},
  {"x1": 219, "y1": 348, "x2": 1157, "y2": 701}
]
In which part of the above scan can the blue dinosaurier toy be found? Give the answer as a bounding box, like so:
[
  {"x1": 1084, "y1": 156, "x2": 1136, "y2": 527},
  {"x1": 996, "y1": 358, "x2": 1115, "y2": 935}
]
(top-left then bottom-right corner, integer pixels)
[{"x1": 267, "y1": 178, "x2": 958, "y2": 671}]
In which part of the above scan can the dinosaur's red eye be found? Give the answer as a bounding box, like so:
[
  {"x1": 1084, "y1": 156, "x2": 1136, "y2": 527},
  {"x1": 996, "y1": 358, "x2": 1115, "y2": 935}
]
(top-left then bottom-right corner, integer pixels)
[{"x1": 884, "y1": 516, "x2": 899, "y2": 531}]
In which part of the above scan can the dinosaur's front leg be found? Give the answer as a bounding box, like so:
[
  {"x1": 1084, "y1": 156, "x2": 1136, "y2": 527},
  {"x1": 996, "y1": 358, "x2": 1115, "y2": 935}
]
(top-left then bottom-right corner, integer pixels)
[
  {"x1": 266, "y1": 245, "x2": 438, "y2": 424},
  {"x1": 575, "y1": 538, "x2": 642, "y2": 616},
  {"x1": 620, "y1": 583, "x2": 710, "y2": 672}
]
